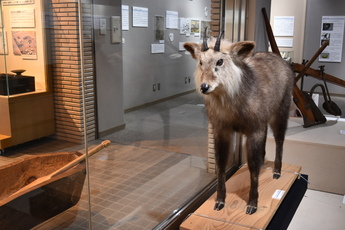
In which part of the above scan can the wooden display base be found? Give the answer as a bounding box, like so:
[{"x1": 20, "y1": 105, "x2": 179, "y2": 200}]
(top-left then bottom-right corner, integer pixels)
[{"x1": 181, "y1": 162, "x2": 302, "y2": 230}]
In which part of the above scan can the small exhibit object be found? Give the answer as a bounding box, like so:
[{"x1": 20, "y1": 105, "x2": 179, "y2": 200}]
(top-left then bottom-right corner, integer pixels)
[
  {"x1": 0, "y1": 72, "x2": 35, "y2": 95},
  {"x1": 111, "y1": 16, "x2": 121, "y2": 43},
  {"x1": 100, "y1": 18, "x2": 106, "y2": 35},
  {"x1": 169, "y1": 33, "x2": 174, "y2": 42}
]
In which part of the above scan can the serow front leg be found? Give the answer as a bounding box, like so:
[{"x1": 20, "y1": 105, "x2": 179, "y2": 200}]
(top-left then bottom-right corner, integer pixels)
[{"x1": 213, "y1": 131, "x2": 230, "y2": 211}]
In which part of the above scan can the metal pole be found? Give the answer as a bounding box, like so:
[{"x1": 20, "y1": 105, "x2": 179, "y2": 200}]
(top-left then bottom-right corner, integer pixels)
[{"x1": 77, "y1": 0, "x2": 92, "y2": 229}]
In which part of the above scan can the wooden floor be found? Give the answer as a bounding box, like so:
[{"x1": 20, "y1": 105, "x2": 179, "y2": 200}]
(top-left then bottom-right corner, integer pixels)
[{"x1": 181, "y1": 162, "x2": 301, "y2": 230}]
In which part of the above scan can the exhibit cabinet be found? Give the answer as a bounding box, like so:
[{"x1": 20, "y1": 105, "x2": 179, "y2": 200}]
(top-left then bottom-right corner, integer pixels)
[{"x1": 0, "y1": 0, "x2": 55, "y2": 151}]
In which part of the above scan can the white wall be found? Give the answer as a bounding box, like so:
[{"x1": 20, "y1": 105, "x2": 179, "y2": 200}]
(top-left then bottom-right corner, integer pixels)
[
  {"x1": 270, "y1": 0, "x2": 307, "y2": 64},
  {"x1": 122, "y1": 0, "x2": 211, "y2": 110},
  {"x1": 93, "y1": 0, "x2": 124, "y2": 136}
]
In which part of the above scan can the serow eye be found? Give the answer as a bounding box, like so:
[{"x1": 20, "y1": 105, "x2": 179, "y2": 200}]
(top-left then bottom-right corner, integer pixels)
[{"x1": 216, "y1": 59, "x2": 223, "y2": 66}]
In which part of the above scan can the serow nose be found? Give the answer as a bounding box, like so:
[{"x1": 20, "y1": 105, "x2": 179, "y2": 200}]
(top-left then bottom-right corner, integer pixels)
[{"x1": 200, "y1": 83, "x2": 210, "y2": 94}]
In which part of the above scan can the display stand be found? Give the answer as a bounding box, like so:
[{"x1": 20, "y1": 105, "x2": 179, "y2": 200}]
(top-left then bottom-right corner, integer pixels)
[
  {"x1": 0, "y1": 92, "x2": 55, "y2": 152},
  {"x1": 180, "y1": 162, "x2": 302, "y2": 230}
]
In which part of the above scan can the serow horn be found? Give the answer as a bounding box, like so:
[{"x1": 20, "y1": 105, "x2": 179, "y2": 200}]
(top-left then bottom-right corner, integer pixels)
[
  {"x1": 203, "y1": 27, "x2": 209, "y2": 52},
  {"x1": 214, "y1": 30, "x2": 224, "y2": 52}
]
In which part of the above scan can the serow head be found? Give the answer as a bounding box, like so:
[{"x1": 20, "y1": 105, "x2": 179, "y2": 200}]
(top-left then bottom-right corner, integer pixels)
[{"x1": 183, "y1": 28, "x2": 255, "y2": 95}]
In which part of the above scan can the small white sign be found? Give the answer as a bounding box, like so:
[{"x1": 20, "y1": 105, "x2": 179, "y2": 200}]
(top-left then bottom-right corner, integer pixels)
[
  {"x1": 179, "y1": 42, "x2": 186, "y2": 51},
  {"x1": 276, "y1": 38, "x2": 293, "y2": 48},
  {"x1": 10, "y1": 8, "x2": 35, "y2": 28},
  {"x1": 151, "y1": 44, "x2": 164, "y2": 54},
  {"x1": 2, "y1": 0, "x2": 34, "y2": 6},
  {"x1": 272, "y1": 190, "x2": 285, "y2": 200}
]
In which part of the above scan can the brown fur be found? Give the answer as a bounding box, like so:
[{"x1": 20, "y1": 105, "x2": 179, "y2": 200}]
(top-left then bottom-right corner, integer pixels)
[{"x1": 184, "y1": 38, "x2": 294, "y2": 214}]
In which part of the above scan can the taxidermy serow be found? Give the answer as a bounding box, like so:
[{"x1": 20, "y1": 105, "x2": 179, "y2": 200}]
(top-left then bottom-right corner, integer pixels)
[{"x1": 184, "y1": 29, "x2": 294, "y2": 215}]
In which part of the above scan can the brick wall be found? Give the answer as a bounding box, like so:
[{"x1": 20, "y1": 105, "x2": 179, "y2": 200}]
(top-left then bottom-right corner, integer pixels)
[
  {"x1": 210, "y1": 0, "x2": 222, "y2": 37},
  {"x1": 49, "y1": 0, "x2": 96, "y2": 143},
  {"x1": 207, "y1": 0, "x2": 222, "y2": 173}
]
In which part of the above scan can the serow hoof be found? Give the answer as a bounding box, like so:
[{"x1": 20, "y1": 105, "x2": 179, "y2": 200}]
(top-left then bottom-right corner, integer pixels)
[
  {"x1": 246, "y1": 205, "x2": 257, "y2": 215},
  {"x1": 214, "y1": 201, "x2": 225, "y2": 211},
  {"x1": 273, "y1": 172, "x2": 281, "y2": 179}
]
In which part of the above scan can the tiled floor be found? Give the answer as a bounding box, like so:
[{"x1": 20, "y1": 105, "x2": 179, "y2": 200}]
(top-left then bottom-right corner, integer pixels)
[
  {"x1": 1, "y1": 92, "x2": 344, "y2": 229},
  {"x1": 33, "y1": 142, "x2": 215, "y2": 229}
]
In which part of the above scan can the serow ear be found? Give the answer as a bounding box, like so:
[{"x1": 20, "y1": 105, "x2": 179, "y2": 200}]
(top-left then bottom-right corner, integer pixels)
[
  {"x1": 230, "y1": 41, "x2": 255, "y2": 59},
  {"x1": 183, "y1": 42, "x2": 201, "y2": 60}
]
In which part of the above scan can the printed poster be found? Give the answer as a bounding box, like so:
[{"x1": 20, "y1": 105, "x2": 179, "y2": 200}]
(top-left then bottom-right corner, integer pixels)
[
  {"x1": 121, "y1": 5, "x2": 129, "y2": 31},
  {"x1": 191, "y1": 19, "x2": 200, "y2": 37},
  {"x1": 319, "y1": 16, "x2": 345, "y2": 62},
  {"x1": 180, "y1": 18, "x2": 190, "y2": 35},
  {"x1": 12, "y1": 30, "x2": 37, "y2": 59},
  {"x1": 274, "y1": 16, "x2": 294, "y2": 36},
  {"x1": 166, "y1": 11, "x2": 178, "y2": 29},
  {"x1": 132, "y1": 6, "x2": 148, "y2": 27}
]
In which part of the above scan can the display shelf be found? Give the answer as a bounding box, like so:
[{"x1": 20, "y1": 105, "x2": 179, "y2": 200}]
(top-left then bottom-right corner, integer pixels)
[
  {"x1": 180, "y1": 162, "x2": 302, "y2": 230},
  {"x1": 0, "y1": 91, "x2": 55, "y2": 150}
]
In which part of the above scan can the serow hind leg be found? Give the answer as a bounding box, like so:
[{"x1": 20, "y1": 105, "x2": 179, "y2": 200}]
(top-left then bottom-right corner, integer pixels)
[
  {"x1": 271, "y1": 98, "x2": 290, "y2": 179},
  {"x1": 213, "y1": 131, "x2": 230, "y2": 211}
]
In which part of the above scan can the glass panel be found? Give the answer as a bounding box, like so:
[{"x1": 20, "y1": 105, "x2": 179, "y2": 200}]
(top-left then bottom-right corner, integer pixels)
[
  {"x1": 0, "y1": 0, "x2": 244, "y2": 229},
  {"x1": 0, "y1": 0, "x2": 91, "y2": 229},
  {"x1": 0, "y1": 2, "x2": 9, "y2": 98}
]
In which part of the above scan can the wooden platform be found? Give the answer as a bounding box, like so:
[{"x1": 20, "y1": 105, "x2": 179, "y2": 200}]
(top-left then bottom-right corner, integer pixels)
[{"x1": 180, "y1": 162, "x2": 302, "y2": 230}]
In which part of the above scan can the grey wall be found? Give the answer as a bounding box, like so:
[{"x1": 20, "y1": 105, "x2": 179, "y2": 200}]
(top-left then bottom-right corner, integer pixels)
[
  {"x1": 302, "y1": 0, "x2": 345, "y2": 117},
  {"x1": 246, "y1": 0, "x2": 271, "y2": 52},
  {"x1": 93, "y1": 0, "x2": 124, "y2": 136},
  {"x1": 122, "y1": 0, "x2": 211, "y2": 110}
]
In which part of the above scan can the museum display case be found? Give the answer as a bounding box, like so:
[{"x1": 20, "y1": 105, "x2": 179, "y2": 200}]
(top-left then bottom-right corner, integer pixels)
[{"x1": 0, "y1": 0, "x2": 55, "y2": 151}]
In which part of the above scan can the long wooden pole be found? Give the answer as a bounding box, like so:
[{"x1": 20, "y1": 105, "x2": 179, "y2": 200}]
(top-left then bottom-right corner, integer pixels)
[
  {"x1": 51, "y1": 140, "x2": 111, "y2": 177},
  {"x1": 261, "y1": 8, "x2": 280, "y2": 55}
]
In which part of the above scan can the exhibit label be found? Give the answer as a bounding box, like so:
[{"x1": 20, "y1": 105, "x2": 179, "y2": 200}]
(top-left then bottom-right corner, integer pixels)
[{"x1": 319, "y1": 16, "x2": 345, "y2": 62}]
